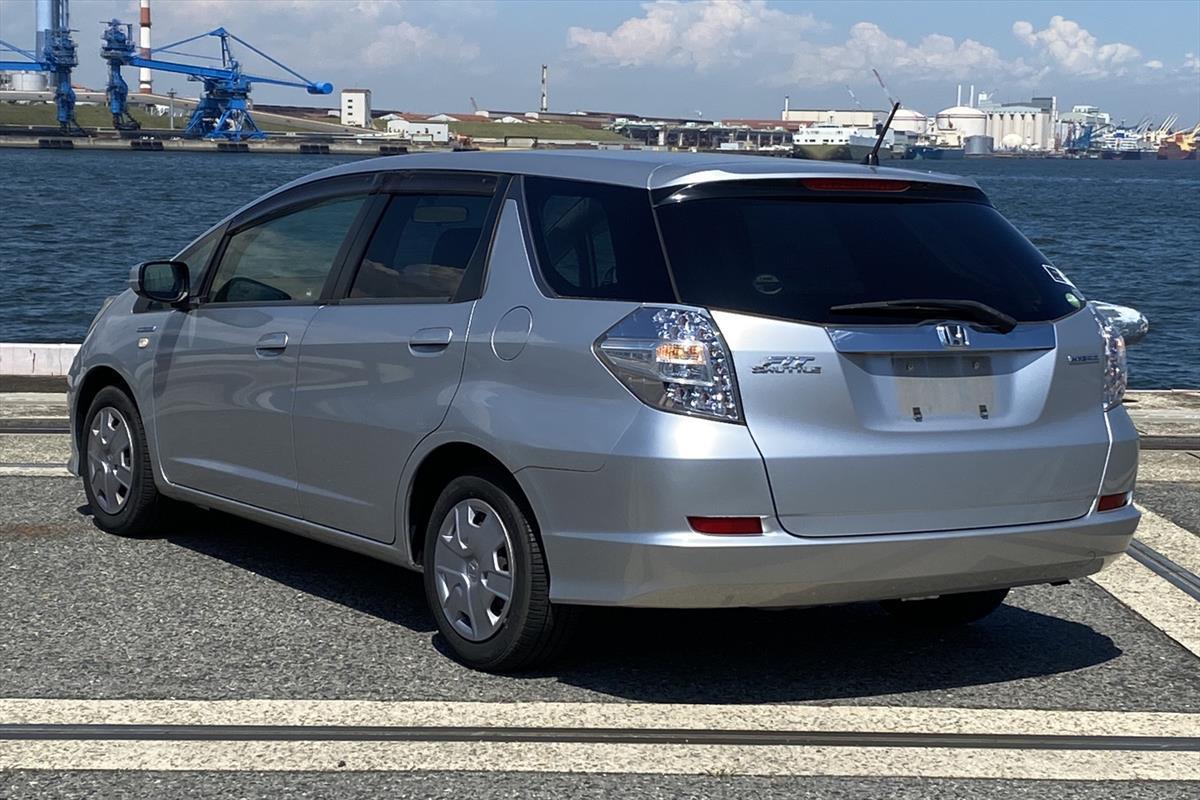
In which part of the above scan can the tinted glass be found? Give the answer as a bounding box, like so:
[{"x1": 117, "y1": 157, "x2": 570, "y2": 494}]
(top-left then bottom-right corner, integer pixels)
[
  {"x1": 173, "y1": 228, "x2": 221, "y2": 287},
  {"x1": 208, "y1": 195, "x2": 366, "y2": 304},
  {"x1": 524, "y1": 177, "x2": 674, "y2": 302},
  {"x1": 350, "y1": 194, "x2": 493, "y2": 301},
  {"x1": 656, "y1": 195, "x2": 1081, "y2": 324}
]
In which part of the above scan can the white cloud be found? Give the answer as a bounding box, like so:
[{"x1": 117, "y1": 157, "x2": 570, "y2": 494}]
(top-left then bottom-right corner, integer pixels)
[
  {"x1": 783, "y1": 22, "x2": 1019, "y2": 87},
  {"x1": 148, "y1": 0, "x2": 481, "y2": 71},
  {"x1": 1012, "y1": 16, "x2": 1141, "y2": 78},
  {"x1": 568, "y1": 2, "x2": 1024, "y2": 87},
  {"x1": 1185, "y1": 52, "x2": 1200, "y2": 73},
  {"x1": 1144, "y1": 60, "x2": 1164, "y2": 69},
  {"x1": 567, "y1": 0, "x2": 822, "y2": 71}
]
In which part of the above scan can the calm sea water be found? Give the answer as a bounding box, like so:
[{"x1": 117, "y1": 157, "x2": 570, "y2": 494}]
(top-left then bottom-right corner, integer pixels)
[{"x1": 1, "y1": 149, "x2": 1197, "y2": 387}]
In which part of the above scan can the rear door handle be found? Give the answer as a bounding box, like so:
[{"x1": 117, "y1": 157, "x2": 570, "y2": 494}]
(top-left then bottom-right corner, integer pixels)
[
  {"x1": 409, "y1": 327, "x2": 453, "y2": 354},
  {"x1": 255, "y1": 332, "x2": 289, "y2": 354}
]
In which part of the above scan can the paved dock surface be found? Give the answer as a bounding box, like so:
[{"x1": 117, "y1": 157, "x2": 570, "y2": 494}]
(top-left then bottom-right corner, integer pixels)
[{"x1": 1, "y1": 390, "x2": 1199, "y2": 797}]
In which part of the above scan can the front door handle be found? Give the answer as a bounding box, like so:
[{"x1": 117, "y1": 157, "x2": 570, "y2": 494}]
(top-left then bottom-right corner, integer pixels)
[
  {"x1": 255, "y1": 332, "x2": 289, "y2": 354},
  {"x1": 410, "y1": 327, "x2": 453, "y2": 354}
]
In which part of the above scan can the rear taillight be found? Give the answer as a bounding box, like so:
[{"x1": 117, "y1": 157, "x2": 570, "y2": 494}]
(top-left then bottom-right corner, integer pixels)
[
  {"x1": 1097, "y1": 313, "x2": 1127, "y2": 411},
  {"x1": 595, "y1": 307, "x2": 742, "y2": 423},
  {"x1": 1097, "y1": 492, "x2": 1131, "y2": 512}
]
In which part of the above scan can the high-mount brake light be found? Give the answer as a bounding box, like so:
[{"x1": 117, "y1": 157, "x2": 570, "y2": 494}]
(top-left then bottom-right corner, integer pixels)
[
  {"x1": 595, "y1": 307, "x2": 742, "y2": 422},
  {"x1": 801, "y1": 178, "x2": 910, "y2": 192}
]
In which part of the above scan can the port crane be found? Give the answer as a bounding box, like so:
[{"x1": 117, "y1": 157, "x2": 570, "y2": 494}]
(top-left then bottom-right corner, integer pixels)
[
  {"x1": 101, "y1": 20, "x2": 332, "y2": 140},
  {"x1": 0, "y1": 0, "x2": 81, "y2": 133}
]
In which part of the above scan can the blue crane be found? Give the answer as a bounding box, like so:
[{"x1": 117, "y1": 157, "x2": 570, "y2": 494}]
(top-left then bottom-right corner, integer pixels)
[
  {"x1": 101, "y1": 20, "x2": 332, "y2": 141},
  {"x1": 0, "y1": 0, "x2": 81, "y2": 134}
]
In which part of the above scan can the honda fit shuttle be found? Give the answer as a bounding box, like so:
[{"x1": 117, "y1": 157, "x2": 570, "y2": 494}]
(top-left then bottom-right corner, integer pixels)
[{"x1": 69, "y1": 152, "x2": 1140, "y2": 670}]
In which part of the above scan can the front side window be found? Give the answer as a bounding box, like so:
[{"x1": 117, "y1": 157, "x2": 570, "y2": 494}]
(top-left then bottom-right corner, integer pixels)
[
  {"x1": 173, "y1": 227, "x2": 222, "y2": 288},
  {"x1": 207, "y1": 195, "x2": 366, "y2": 304},
  {"x1": 349, "y1": 193, "x2": 494, "y2": 301},
  {"x1": 524, "y1": 177, "x2": 675, "y2": 302}
]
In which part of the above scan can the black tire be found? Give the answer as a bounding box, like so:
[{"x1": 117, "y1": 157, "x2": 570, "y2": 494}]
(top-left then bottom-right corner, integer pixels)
[
  {"x1": 81, "y1": 385, "x2": 164, "y2": 537},
  {"x1": 422, "y1": 473, "x2": 575, "y2": 671},
  {"x1": 880, "y1": 588, "x2": 1010, "y2": 627}
]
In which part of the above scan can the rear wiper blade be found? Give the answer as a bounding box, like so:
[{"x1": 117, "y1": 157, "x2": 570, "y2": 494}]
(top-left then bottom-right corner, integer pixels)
[{"x1": 829, "y1": 299, "x2": 1018, "y2": 333}]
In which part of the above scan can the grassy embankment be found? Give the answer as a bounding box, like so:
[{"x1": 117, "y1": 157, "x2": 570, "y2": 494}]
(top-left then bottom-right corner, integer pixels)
[
  {"x1": 371, "y1": 116, "x2": 629, "y2": 143},
  {"x1": 0, "y1": 102, "x2": 341, "y2": 133}
]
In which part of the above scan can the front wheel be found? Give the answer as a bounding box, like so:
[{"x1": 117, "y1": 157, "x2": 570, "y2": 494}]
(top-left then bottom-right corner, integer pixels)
[
  {"x1": 880, "y1": 588, "x2": 1010, "y2": 626},
  {"x1": 81, "y1": 386, "x2": 163, "y2": 537},
  {"x1": 422, "y1": 474, "x2": 575, "y2": 671}
]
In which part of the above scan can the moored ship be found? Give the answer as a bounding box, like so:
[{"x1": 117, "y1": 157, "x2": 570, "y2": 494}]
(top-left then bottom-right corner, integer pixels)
[
  {"x1": 906, "y1": 144, "x2": 966, "y2": 160},
  {"x1": 791, "y1": 123, "x2": 892, "y2": 161}
]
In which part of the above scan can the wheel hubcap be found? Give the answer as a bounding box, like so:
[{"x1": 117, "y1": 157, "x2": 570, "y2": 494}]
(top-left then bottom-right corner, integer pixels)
[
  {"x1": 86, "y1": 406, "x2": 133, "y2": 515},
  {"x1": 433, "y1": 498, "x2": 514, "y2": 642}
]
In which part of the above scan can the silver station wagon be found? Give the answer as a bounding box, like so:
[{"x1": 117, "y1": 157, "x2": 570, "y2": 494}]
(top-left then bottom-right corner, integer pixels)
[{"x1": 69, "y1": 151, "x2": 1140, "y2": 670}]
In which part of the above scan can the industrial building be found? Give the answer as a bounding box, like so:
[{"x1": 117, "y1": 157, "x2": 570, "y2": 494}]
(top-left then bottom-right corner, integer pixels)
[
  {"x1": 978, "y1": 93, "x2": 1057, "y2": 152},
  {"x1": 340, "y1": 88, "x2": 371, "y2": 128},
  {"x1": 384, "y1": 118, "x2": 450, "y2": 143},
  {"x1": 781, "y1": 104, "x2": 882, "y2": 128}
]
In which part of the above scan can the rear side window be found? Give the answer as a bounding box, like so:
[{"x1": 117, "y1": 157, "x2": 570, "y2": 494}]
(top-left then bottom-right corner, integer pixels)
[
  {"x1": 524, "y1": 177, "x2": 675, "y2": 302},
  {"x1": 655, "y1": 191, "x2": 1081, "y2": 324},
  {"x1": 208, "y1": 195, "x2": 366, "y2": 304},
  {"x1": 350, "y1": 193, "x2": 494, "y2": 301}
]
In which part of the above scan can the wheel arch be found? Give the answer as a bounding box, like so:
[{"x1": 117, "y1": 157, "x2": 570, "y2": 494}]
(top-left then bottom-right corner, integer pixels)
[
  {"x1": 405, "y1": 441, "x2": 539, "y2": 568},
  {"x1": 74, "y1": 365, "x2": 136, "y2": 457}
]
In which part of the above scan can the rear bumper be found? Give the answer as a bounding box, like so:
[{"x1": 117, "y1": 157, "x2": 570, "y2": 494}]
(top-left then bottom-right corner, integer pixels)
[{"x1": 541, "y1": 506, "x2": 1139, "y2": 608}]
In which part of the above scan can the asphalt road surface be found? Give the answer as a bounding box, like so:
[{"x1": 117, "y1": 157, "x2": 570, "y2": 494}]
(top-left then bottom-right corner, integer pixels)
[{"x1": 1, "y1": 417, "x2": 1198, "y2": 797}]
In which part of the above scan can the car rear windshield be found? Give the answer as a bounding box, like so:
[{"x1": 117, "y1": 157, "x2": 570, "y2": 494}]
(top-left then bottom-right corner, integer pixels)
[{"x1": 654, "y1": 185, "x2": 1082, "y2": 325}]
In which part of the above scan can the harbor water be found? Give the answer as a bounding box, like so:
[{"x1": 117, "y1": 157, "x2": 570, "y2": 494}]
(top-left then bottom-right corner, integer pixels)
[{"x1": 1, "y1": 149, "x2": 1196, "y2": 388}]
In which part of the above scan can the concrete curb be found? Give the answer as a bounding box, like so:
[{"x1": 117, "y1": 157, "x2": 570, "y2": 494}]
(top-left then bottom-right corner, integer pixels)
[{"x1": 0, "y1": 343, "x2": 80, "y2": 377}]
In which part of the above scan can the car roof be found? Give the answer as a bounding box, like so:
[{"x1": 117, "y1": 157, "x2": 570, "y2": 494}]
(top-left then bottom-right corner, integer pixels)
[{"x1": 286, "y1": 149, "x2": 980, "y2": 193}]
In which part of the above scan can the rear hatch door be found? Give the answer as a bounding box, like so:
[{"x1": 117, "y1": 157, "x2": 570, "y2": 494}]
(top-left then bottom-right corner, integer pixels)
[{"x1": 655, "y1": 176, "x2": 1108, "y2": 536}]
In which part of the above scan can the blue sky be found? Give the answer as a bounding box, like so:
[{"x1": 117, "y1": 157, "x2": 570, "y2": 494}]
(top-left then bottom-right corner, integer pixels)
[{"x1": 2, "y1": 0, "x2": 1197, "y2": 122}]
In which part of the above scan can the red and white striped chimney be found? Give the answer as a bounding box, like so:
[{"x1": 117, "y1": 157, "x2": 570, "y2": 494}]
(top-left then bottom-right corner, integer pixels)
[{"x1": 138, "y1": 0, "x2": 152, "y2": 94}]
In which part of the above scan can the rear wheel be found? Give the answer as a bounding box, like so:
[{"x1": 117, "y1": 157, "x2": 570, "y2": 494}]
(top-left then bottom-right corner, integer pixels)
[
  {"x1": 880, "y1": 588, "x2": 1009, "y2": 626},
  {"x1": 423, "y1": 474, "x2": 575, "y2": 671},
  {"x1": 81, "y1": 386, "x2": 163, "y2": 537}
]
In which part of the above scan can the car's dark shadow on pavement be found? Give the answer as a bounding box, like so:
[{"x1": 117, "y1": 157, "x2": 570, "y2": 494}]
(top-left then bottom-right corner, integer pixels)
[{"x1": 105, "y1": 505, "x2": 1122, "y2": 703}]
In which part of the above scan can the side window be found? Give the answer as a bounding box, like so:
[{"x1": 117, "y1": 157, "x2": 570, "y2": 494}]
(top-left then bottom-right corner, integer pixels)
[
  {"x1": 208, "y1": 195, "x2": 366, "y2": 304},
  {"x1": 349, "y1": 193, "x2": 494, "y2": 301},
  {"x1": 173, "y1": 227, "x2": 222, "y2": 288},
  {"x1": 523, "y1": 177, "x2": 674, "y2": 302}
]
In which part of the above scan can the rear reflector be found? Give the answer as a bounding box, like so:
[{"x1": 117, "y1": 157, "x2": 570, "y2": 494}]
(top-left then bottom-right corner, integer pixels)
[
  {"x1": 1097, "y1": 493, "x2": 1131, "y2": 512},
  {"x1": 688, "y1": 516, "x2": 763, "y2": 535},
  {"x1": 801, "y1": 178, "x2": 910, "y2": 193}
]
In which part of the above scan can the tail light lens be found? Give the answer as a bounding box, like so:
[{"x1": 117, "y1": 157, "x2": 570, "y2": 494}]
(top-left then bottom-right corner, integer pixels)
[
  {"x1": 1099, "y1": 316, "x2": 1127, "y2": 411},
  {"x1": 595, "y1": 307, "x2": 742, "y2": 422}
]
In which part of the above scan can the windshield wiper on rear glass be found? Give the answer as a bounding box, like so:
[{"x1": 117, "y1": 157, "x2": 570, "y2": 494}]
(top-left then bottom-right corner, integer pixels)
[{"x1": 828, "y1": 299, "x2": 1019, "y2": 333}]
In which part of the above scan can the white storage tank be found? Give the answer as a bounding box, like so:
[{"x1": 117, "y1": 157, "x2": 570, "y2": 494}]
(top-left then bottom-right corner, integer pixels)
[
  {"x1": 10, "y1": 72, "x2": 49, "y2": 91},
  {"x1": 935, "y1": 105, "x2": 987, "y2": 139},
  {"x1": 890, "y1": 108, "x2": 929, "y2": 135},
  {"x1": 1000, "y1": 132, "x2": 1026, "y2": 150}
]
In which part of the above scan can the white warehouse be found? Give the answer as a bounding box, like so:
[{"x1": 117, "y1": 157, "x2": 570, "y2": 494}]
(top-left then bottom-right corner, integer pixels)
[{"x1": 385, "y1": 119, "x2": 450, "y2": 144}]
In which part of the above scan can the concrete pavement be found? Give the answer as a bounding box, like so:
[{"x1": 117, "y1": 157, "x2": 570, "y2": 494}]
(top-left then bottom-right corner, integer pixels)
[{"x1": 1, "y1": 389, "x2": 1199, "y2": 797}]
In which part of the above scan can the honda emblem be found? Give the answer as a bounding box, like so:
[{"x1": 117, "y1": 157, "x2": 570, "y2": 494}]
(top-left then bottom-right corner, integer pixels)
[{"x1": 936, "y1": 323, "x2": 971, "y2": 348}]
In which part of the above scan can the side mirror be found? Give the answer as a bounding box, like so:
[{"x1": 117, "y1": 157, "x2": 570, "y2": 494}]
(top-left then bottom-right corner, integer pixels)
[
  {"x1": 1090, "y1": 301, "x2": 1149, "y2": 346},
  {"x1": 131, "y1": 260, "x2": 190, "y2": 305}
]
